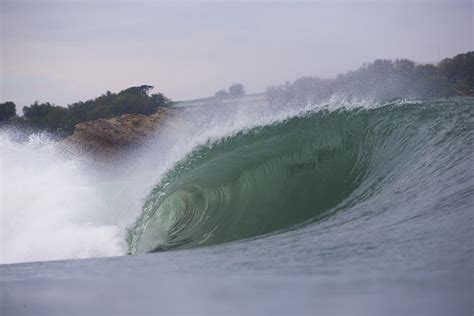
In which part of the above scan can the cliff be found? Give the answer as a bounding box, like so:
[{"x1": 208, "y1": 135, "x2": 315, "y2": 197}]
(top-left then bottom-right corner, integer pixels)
[{"x1": 65, "y1": 107, "x2": 173, "y2": 155}]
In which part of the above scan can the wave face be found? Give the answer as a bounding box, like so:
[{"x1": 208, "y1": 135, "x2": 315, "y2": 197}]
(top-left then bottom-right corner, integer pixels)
[{"x1": 128, "y1": 98, "x2": 474, "y2": 254}]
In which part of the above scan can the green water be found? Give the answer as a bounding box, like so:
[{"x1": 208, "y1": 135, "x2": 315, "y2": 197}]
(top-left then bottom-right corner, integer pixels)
[{"x1": 128, "y1": 98, "x2": 474, "y2": 254}]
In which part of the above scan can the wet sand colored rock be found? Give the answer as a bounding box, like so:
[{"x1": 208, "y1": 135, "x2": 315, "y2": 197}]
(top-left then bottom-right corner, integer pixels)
[{"x1": 65, "y1": 108, "x2": 173, "y2": 155}]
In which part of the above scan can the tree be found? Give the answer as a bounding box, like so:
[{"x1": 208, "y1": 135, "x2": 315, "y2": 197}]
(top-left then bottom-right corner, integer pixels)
[
  {"x1": 228, "y1": 84, "x2": 245, "y2": 98},
  {"x1": 264, "y1": 51, "x2": 474, "y2": 104},
  {"x1": 214, "y1": 90, "x2": 228, "y2": 98},
  {"x1": 120, "y1": 85, "x2": 154, "y2": 96},
  {"x1": 0, "y1": 101, "x2": 16, "y2": 122},
  {"x1": 438, "y1": 52, "x2": 474, "y2": 95},
  {"x1": 393, "y1": 59, "x2": 415, "y2": 77},
  {"x1": 23, "y1": 102, "x2": 55, "y2": 118}
]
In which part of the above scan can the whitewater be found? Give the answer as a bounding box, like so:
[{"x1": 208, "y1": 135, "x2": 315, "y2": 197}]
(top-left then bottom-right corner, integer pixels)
[{"x1": 1, "y1": 96, "x2": 473, "y2": 315}]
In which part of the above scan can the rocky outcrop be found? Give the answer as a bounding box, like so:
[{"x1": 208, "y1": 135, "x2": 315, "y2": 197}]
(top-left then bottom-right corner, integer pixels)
[{"x1": 65, "y1": 107, "x2": 173, "y2": 155}]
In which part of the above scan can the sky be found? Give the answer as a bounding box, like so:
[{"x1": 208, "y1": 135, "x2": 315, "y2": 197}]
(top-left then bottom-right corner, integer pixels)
[{"x1": 1, "y1": 0, "x2": 472, "y2": 109}]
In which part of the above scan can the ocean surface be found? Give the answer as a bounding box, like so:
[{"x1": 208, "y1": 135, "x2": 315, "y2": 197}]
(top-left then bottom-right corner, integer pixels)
[{"x1": 1, "y1": 97, "x2": 473, "y2": 315}]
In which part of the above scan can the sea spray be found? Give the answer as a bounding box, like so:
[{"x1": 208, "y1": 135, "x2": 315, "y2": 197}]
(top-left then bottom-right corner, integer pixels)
[{"x1": 0, "y1": 132, "x2": 133, "y2": 263}]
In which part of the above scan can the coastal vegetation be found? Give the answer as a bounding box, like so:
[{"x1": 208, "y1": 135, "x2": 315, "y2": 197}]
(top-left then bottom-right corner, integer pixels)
[
  {"x1": 214, "y1": 83, "x2": 246, "y2": 99},
  {"x1": 0, "y1": 85, "x2": 171, "y2": 135},
  {"x1": 266, "y1": 52, "x2": 474, "y2": 105},
  {"x1": 0, "y1": 101, "x2": 16, "y2": 122}
]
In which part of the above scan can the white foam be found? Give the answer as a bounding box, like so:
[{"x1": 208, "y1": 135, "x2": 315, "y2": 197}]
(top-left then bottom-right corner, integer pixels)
[{"x1": 0, "y1": 132, "x2": 134, "y2": 263}]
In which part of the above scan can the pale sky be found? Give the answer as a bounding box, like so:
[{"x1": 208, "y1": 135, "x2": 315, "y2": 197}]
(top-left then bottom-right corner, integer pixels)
[{"x1": 1, "y1": 0, "x2": 472, "y2": 109}]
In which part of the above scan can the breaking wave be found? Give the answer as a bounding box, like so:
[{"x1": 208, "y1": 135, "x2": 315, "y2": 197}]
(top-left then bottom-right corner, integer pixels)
[
  {"x1": 1, "y1": 97, "x2": 472, "y2": 263},
  {"x1": 128, "y1": 98, "x2": 474, "y2": 254}
]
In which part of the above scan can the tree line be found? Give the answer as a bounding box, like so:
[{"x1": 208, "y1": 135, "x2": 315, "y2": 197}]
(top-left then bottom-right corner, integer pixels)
[
  {"x1": 266, "y1": 51, "x2": 474, "y2": 105},
  {"x1": 0, "y1": 85, "x2": 171, "y2": 135},
  {"x1": 214, "y1": 83, "x2": 246, "y2": 99}
]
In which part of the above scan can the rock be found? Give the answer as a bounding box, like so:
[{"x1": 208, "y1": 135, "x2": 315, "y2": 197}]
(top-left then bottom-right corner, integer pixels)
[{"x1": 65, "y1": 107, "x2": 174, "y2": 156}]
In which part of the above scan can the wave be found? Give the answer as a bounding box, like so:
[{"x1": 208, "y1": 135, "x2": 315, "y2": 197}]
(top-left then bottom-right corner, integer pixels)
[
  {"x1": 127, "y1": 98, "x2": 474, "y2": 254},
  {"x1": 1, "y1": 97, "x2": 472, "y2": 263}
]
